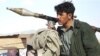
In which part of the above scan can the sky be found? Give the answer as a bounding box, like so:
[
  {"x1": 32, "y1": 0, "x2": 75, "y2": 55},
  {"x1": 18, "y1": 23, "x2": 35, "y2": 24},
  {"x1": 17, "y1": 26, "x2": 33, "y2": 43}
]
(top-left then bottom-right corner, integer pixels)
[{"x1": 0, "y1": 0, "x2": 100, "y2": 40}]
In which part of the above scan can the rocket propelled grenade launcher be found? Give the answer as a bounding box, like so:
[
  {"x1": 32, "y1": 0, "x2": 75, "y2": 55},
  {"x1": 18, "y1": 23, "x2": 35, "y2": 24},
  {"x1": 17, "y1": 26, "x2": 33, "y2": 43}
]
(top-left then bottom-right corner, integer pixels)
[
  {"x1": 7, "y1": 8, "x2": 58, "y2": 28},
  {"x1": 92, "y1": 26, "x2": 100, "y2": 32},
  {"x1": 96, "y1": 28, "x2": 100, "y2": 32},
  {"x1": 7, "y1": 8, "x2": 58, "y2": 22},
  {"x1": 7, "y1": 8, "x2": 100, "y2": 31}
]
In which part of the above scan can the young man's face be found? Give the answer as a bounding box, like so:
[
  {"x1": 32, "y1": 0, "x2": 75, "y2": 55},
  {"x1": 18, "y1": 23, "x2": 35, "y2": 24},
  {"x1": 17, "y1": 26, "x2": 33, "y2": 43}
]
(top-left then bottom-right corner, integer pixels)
[{"x1": 57, "y1": 12, "x2": 71, "y2": 25}]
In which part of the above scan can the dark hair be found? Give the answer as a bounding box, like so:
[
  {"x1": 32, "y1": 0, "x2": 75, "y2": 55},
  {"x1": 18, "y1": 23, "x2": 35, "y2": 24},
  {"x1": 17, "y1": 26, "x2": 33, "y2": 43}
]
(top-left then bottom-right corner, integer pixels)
[{"x1": 55, "y1": 2, "x2": 75, "y2": 14}]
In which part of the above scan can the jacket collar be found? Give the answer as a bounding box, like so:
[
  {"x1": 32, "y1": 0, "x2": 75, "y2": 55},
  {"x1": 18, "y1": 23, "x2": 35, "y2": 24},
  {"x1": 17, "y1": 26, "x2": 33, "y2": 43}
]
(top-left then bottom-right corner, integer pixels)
[{"x1": 73, "y1": 19, "x2": 81, "y2": 35}]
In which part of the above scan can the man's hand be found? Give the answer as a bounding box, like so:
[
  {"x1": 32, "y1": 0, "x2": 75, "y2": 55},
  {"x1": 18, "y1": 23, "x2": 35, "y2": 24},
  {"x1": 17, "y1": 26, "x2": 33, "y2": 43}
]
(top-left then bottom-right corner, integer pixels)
[{"x1": 46, "y1": 21, "x2": 56, "y2": 29}]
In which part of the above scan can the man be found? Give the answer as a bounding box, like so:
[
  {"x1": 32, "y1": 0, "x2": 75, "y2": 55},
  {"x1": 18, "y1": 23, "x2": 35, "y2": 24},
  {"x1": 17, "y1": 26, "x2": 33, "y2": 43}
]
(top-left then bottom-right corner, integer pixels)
[{"x1": 54, "y1": 2, "x2": 100, "y2": 56}]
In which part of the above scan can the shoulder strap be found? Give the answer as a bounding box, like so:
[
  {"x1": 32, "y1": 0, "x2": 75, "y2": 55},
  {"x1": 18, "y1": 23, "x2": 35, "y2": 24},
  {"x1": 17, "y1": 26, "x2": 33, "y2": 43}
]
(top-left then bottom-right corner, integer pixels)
[{"x1": 57, "y1": 26, "x2": 63, "y2": 36}]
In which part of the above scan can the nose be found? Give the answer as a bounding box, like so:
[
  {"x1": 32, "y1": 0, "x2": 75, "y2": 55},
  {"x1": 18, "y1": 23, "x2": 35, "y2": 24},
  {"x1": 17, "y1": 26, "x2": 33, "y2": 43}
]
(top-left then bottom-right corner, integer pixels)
[{"x1": 57, "y1": 15, "x2": 61, "y2": 21}]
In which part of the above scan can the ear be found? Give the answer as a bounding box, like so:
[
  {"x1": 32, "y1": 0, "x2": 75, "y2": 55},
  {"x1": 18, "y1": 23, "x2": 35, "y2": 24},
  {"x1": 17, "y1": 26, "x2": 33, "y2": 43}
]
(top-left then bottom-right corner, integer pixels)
[{"x1": 68, "y1": 13, "x2": 72, "y2": 19}]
